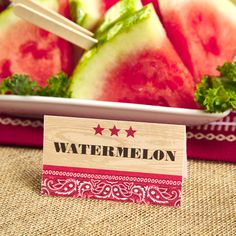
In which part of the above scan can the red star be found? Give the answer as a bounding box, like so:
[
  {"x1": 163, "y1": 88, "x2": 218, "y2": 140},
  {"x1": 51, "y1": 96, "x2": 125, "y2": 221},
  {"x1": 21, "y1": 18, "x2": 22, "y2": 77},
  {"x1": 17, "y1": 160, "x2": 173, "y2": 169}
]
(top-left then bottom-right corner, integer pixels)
[
  {"x1": 109, "y1": 125, "x2": 120, "y2": 136},
  {"x1": 125, "y1": 127, "x2": 136, "y2": 138},
  {"x1": 93, "y1": 124, "x2": 104, "y2": 135}
]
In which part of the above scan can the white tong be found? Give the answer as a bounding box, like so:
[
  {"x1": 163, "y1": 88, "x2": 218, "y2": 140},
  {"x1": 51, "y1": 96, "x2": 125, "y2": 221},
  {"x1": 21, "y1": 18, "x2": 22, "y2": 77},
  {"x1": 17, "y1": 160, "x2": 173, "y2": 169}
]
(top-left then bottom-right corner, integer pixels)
[{"x1": 11, "y1": 0, "x2": 98, "y2": 50}]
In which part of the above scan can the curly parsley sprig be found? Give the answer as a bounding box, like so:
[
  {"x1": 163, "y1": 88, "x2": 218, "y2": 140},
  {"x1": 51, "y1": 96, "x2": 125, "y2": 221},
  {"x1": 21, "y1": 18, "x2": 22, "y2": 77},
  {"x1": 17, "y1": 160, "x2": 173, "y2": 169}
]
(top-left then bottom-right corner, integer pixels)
[
  {"x1": 0, "y1": 72, "x2": 71, "y2": 98},
  {"x1": 195, "y1": 61, "x2": 236, "y2": 113}
]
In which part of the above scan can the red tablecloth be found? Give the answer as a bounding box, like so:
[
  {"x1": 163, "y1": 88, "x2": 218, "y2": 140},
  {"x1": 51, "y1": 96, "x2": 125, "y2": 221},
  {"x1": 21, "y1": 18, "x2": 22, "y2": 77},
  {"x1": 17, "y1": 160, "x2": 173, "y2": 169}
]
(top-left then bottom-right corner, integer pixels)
[{"x1": 0, "y1": 112, "x2": 235, "y2": 162}]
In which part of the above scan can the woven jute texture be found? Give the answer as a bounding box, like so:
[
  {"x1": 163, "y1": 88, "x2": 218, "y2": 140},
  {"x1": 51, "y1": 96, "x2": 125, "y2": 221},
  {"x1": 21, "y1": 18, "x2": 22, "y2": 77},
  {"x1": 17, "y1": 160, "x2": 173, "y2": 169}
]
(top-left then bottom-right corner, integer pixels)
[{"x1": 0, "y1": 146, "x2": 235, "y2": 236}]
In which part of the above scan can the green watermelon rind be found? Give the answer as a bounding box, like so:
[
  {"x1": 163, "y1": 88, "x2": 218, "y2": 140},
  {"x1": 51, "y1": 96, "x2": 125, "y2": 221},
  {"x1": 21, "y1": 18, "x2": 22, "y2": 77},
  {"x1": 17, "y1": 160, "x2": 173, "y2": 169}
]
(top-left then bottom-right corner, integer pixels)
[
  {"x1": 69, "y1": 0, "x2": 103, "y2": 30},
  {"x1": 69, "y1": 0, "x2": 87, "y2": 27},
  {"x1": 77, "y1": 5, "x2": 152, "y2": 67},
  {"x1": 0, "y1": 7, "x2": 18, "y2": 32},
  {"x1": 95, "y1": 0, "x2": 143, "y2": 37},
  {"x1": 69, "y1": 4, "x2": 164, "y2": 99},
  {"x1": 72, "y1": 5, "x2": 151, "y2": 71}
]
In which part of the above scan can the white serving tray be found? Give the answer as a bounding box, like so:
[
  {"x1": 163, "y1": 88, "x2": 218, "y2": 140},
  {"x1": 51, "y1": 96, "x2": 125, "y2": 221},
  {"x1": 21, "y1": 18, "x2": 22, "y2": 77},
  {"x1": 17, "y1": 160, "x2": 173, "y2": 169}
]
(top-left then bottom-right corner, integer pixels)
[{"x1": 0, "y1": 95, "x2": 230, "y2": 125}]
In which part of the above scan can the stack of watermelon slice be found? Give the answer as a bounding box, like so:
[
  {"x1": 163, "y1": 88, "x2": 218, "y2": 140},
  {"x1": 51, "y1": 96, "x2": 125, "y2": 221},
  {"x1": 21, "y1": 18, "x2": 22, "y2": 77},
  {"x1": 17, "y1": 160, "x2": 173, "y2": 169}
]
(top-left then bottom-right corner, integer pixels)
[
  {"x1": 0, "y1": 0, "x2": 117, "y2": 85},
  {"x1": 0, "y1": 0, "x2": 236, "y2": 109}
]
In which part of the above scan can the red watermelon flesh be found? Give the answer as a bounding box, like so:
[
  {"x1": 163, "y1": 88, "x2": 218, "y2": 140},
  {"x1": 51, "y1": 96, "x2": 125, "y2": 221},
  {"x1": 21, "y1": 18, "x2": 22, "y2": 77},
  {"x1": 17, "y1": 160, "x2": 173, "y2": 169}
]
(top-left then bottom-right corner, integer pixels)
[
  {"x1": 100, "y1": 48, "x2": 197, "y2": 108},
  {"x1": 58, "y1": 0, "x2": 71, "y2": 19},
  {"x1": 158, "y1": 0, "x2": 236, "y2": 83},
  {"x1": 102, "y1": 0, "x2": 119, "y2": 11},
  {"x1": 0, "y1": 0, "x2": 73, "y2": 86},
  {"x1": 70, "y1": 5, "x2": 197, "y2": 109}
]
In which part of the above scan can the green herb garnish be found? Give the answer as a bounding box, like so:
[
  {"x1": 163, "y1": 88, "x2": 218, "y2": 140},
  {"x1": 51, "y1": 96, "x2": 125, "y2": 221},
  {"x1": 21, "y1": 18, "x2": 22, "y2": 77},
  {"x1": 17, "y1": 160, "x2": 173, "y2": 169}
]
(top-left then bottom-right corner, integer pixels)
[
  {"x1": 195, "y1": 61, "x2": 236, "y2": 113},
  {"x1": 0, "y1": 72, "x2": 71, "y2": 98}
]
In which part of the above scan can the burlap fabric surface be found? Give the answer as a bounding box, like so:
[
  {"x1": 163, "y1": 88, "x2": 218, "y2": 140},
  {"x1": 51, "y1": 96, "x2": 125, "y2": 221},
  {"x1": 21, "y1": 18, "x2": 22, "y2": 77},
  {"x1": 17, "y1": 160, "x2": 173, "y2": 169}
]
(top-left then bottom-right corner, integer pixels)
[{"x1": 0, "y1": 146, "x2": 235, "y2": 236}]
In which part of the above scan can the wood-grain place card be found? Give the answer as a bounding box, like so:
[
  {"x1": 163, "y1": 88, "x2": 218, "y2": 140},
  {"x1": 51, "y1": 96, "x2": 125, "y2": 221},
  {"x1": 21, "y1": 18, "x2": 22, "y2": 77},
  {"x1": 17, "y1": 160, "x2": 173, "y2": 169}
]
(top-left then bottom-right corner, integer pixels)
[{"x1": 42, "y1": 116, "x2": 187, "y2": 207}]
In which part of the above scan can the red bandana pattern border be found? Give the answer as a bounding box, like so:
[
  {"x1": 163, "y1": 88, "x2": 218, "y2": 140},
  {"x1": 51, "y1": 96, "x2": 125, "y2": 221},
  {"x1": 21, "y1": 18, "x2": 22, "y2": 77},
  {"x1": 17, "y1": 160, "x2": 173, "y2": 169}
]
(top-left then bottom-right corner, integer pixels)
[{"x1": 42, "y1": 165, "x2": 182, "y2": 207}]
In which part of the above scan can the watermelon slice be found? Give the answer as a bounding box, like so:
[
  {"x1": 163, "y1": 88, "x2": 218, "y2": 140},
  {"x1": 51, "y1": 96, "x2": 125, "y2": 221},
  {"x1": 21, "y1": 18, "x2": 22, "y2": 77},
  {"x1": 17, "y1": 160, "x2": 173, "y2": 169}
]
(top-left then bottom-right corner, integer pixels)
[
  {"x1": 0, "y1": 0, "x2": 73, "y2": 86},
  {"x1": 158, "y1": 0, "x2": 236, "y2": 83},
  {"x1": 70, "y1": 4, "x2": 197, "y2": 109}
]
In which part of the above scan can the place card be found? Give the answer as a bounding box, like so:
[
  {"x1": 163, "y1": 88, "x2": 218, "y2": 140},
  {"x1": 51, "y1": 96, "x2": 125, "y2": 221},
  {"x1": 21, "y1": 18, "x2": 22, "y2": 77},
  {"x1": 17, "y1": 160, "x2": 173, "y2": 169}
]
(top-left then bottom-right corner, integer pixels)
[{"x1": 42, "y1": 116, "x2": 187, "y2": 207}]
